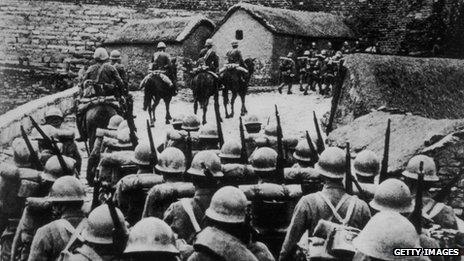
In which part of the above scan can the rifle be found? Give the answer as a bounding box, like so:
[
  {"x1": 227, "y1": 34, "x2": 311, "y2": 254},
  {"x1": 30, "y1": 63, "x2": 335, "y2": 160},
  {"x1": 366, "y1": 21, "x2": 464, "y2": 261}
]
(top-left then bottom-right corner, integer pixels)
[
  {"x1": 313, "y1": 111, "x2": 325, "y2": 154},
  {"x1": 409, "y1": 161, "x2": 424, "y2": 234},
  {"x1": 239, "y1": 117, "x2": 248, "y2": 164},
  {"x1": 275, "y1": 105, "x2": 285, "y2": 182},
  {"x1": 326, "y1": 60, "x2": 346, "y2": 136},
  {"x1": 186, "y1": 131, "x2": 193, "y2": 169},
  {"x1": 345, "y1": 142, "x2": 353, "y2": 195},
  {"x1": 106, "y1": 195, "x2": 128, "y2": 254},
  {"x1": 29, "y1": 116, "x2": 71, "y2": 176},
  {"x1": 305, "y1": 130, "x2": 319, "y2": 162},
  {"x1": 91, "y1": 169, "x2": 101, "y2": 211},
  {"x1": 379, "y1": 119, "x2": 391, "y2": 183},
  {"x1": 433, "y1": 171, "x2": 463, "y2": 202},
  {"x1": 146, "y1": 119, "x2": 157, "y2": 167},
  {"x1": 118, "y1": 95, "x2": 138, "y2": 148},
  {"x1": 20, "y1": 125, "x2": 43, "y2": 171},
  {"x1": 214, "y1": 100, "x2": 224, "y2": 147}
]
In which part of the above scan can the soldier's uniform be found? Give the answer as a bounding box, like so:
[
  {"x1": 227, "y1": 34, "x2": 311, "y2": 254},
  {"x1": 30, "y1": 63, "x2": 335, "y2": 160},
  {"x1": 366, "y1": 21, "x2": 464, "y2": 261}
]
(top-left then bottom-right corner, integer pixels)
[
  {"x1": 64, "y1": 205, "x2": 128, "y2": 261},
  {"x1": 297, "y1": 51, "x2": 310, "y2": 94},
  {"x1": 219, "y1": 41, "x2": 248, "y2": 83},
  {"x1": 188, "y1": 186, "x2": 275, "y2": 261},
  {"x1": 340, "y1": 41, "x2": 351, "y2": 54},
  {"x1": 163, "y1": 151, "x2": 223, "y2": 244},
  {"x1": 148, "y1": 42, "x2": 175, "y2": 91},
  {"x1": 109, "y1": 50, "x2": 128, "y2": 87},
  {"x1": 27, "y1": 176, "x2": 86, "y2": 261},
  {"x1": 279, "y1": 147, "x2": 371, "y2": 261},
  {"x1": 278, "y1": 53, "x2": 296, "y2": 95},
  {"x1": 198, "y1": 39, "x2": 219, "y2": 74},
  {"x1": 308, "y1": 43, "x2": 319, "y2": 58}
]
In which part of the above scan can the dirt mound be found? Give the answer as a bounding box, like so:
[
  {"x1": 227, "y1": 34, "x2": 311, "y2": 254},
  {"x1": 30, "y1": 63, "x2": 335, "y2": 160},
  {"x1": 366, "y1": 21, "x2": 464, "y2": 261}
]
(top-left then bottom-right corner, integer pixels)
[
  {"x1": 332, "y1": 54, "x2": 464, "y2": 128},
  {"x1": 327, "y1": 111, "x2": 464, "y2": 174}
]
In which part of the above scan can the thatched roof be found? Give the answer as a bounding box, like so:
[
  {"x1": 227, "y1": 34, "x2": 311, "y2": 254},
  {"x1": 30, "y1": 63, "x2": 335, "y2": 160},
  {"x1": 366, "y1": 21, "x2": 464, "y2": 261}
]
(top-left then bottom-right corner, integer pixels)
[
  {"x1": 217, "y1": 3, "x2": 354, "y2": 39},
  {"x1": 328, "y1": 111, "x2": 464, "y2": 174},
  {"x1": 105, "y1": 15, "x2": 215, "y2": 45},
  {"x1": 331, "y1": 54, "x2": 464, "y2": 129}
]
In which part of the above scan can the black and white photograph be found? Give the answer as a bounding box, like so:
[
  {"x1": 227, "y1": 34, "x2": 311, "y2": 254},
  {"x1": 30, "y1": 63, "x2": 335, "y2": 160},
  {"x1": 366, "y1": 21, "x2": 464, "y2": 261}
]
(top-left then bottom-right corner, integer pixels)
[{"x1": 0, "y1": 0, "x2": 463, "y2": 260}]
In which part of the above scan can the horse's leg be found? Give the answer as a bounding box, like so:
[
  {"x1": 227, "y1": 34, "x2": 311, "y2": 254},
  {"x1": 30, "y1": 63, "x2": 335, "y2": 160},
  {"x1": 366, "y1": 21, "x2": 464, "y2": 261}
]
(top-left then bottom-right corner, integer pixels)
[
  {"x1": 240, "y1": 91, "x2": 247, "y2": 116},
  {"x1": 230, "y1": 91, "x2": 238, "y2": 118},
  {"x1": 153, "y1": 97, "x2": 160, "y2": 122},
  {"x1": 148, "y1": 104, "x2": 154, "y2": 127},
  {"x1": 214, "y1": 91, "x2": 222, "y2": 122},
  {"x1": 165, "y1": 97, "x2": 172, "y2": 124},
  {"x1": 202, "y1": 99, "x2": 208, "y2": 125},
  {"x1": 194, "y1": 98, "x2": 198, "y2": 115},
  {"x1": 223, "y1": 88, "x2": 230, "y2": 118}
]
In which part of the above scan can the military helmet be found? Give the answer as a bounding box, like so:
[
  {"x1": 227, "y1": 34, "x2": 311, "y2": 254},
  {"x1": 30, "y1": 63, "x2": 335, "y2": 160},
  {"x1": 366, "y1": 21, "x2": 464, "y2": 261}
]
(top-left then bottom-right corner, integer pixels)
[
  {"x1": 354, "y1": 150, "x2": 380, "y2": 177},
  {"x1": 320, "y1": 50, "x2": 328, "y2": 56},
  {"x1": 181, "y1": 114, "x2": 201, "y2": 131},
  {"x1": 303, "y1": 50, "x2": 310, "y2": 56},
  {"x1": 93, "y1": 47, "x2": 109, "y2": 61},
  {"x1": 42, "y1": 155, "x2": 76, "y2": 181},
  {"x1": 369, "y1": 178, "x2": 414, "y2": 213},
  {"x1": 107, "y1": 115, "x2": 124, "y2": 130},
  {"x1": 402, "y1": 155, "x2": 438, "y2": 182},
  {"x1": 82, "y1": 204, "x2": 126, "y2": 244},
  {"x1": 132, "y1": 143, "x2": 152, "y2": 166},
  {"x1": 117, "y1": 120, "x2": 128, "y2": 131},
  {"x1": 124, "y1": 217, "x2": 179, "y2": 254},
  {"x1": 293, "y1": 139, "x2": 316, "y2": 162},
  {"x1": 116, "y1": 128, "x2": 132, "y2": 147},
  {"x1": 205, "y1": 186, "x2": 248, "y2": 224},
  {"x1": 199, "y1": 123, "x2": 218, "y2": 140},
  {"x1": 157, "y1": 42, "x2": 167, "y2": 49},
  {"x1": 311, "y1": 42, "x2": 317, "y2": 47},
  {"x1": 110, "y1": 50, "x2": 121, "y2": 60},
  {"x1": 287, "y1": 52, "x2": 294, "y2": 58},
  {"x1": 171, "y1": 114, "x2": 185, "y2": 130},
  {"x1": 314, "y1": 147, "x2": 345, "y2": 179},
  {"x1": 187, "y1": 150, "x2": 223, "y2": 177},
  {"x1": 44, "y1": 107, "x2": 64, "y2": 120},
  {"x1": 250, "y1": 147, "x2": 277, "y2": 172},
  {"x1": 47, "y1": 176, "x2": 85, "y2": 202},
  {"x1": 353, "y1": 211, "x2": 420, "y2": 261},
  {"x1": 166, "y1": 129, "x2": 182, "y2": 141},
  {"x1": 205, "y1": 39, "x2": 213, "y2": 47},
  {"x1": 244, "y1": 114, "x2": 261, "y2": 133},
  {"x1": 12, "y1": 138, "x2": 32, "y2": 167},
  {"x1": 155, "y1": 147, "x2": 186, "y2": 174},
  {"x1": 231, "y1": 41, "x2": 239, "y2": 47},
  {"x1": 264, "y1": 123, "x2": 277, "y2": 137},
  {"x1": 219, "y1": 140, "x2": 242, "y2": 159}
]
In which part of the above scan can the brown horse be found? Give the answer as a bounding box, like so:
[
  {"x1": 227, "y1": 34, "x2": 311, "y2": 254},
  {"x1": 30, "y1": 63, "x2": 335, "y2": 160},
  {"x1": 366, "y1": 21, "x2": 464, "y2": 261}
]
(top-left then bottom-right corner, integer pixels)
[
  {"x1": 85, "y1": 104, "x2": 119, "y2": 150},
  {"x1": 141, "y1": 60, "x2": 177, "y2": 125},
  {"x1": 183, "y1": 59, "x2": 221, "y2": 125},
  {"x1": 221, "y1": 58, "x2": 255, "y2": 118}
]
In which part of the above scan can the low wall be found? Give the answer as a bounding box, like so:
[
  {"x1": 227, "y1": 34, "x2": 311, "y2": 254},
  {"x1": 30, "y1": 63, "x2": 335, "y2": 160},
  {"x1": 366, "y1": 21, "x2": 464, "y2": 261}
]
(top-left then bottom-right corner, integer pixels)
[{"x1": 0, "y1": 87, "x2": 79, "y2": 147}]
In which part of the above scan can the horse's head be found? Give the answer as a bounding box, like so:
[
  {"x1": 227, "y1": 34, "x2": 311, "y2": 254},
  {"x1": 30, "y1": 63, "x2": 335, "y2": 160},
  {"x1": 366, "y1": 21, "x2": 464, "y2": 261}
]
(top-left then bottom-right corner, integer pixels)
[{"x1": 244, "y1": 58, "x2": 256, "y2": 76}]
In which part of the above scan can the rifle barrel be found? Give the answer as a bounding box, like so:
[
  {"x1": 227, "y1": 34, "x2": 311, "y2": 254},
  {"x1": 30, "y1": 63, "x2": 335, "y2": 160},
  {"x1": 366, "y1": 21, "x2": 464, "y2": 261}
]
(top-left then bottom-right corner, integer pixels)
[
  {"x1": 313, "y1": 111, "x2": 325, "y2": 154},
  {"x1": 345, "y1": 142, "x2": 353, "y2": 195},
  {"x1": 379, "y1": 119, "x2": 391, "y2": 183},
  {"x1": 239, "y1": 117, "x2": 248, "y2": 164},
  {"x1": 146, "y1": 119, "x2": 157, "y2": 166},
  {"x1": 275, "y1": 105, "x2": 285, "y2": 182},
  {"x1": 305, "y1": 131, "x2": 319, "y2": 162}
]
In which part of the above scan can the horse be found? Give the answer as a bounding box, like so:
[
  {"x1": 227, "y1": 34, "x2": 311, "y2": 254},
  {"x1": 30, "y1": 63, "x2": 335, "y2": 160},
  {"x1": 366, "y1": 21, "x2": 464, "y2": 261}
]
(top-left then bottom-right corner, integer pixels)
[
  {"x1": 84, "y1": 104, "x2": 118, "y2": 150},
  {"x1": 183, "y1": 58, "x2": 221, "y2": 125},
  {"x1": 220, "y1": 58, "x2": 255, "y2": 118},
  {"x1": 141, "y1": 60, "x2": 177, "y2": 125}
]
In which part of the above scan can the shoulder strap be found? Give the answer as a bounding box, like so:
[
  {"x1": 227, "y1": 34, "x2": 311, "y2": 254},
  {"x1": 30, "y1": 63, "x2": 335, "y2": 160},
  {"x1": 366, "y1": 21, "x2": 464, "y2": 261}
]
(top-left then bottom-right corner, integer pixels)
[
  {"x1": 423, "y1": 201, "x2": 446, "y2": 220},
  {"x1": 180, "y1": 198, "x2": 201, "y2": 233},
  {"x1": 96, "y1": 64, "x2": 105, "y2": 83},
  {"x1": 317, "y1": 192, "x2": 350, "y2": 224},
  {"x1": 58, "y1": 218, "x2": 87, "y2": 261}
]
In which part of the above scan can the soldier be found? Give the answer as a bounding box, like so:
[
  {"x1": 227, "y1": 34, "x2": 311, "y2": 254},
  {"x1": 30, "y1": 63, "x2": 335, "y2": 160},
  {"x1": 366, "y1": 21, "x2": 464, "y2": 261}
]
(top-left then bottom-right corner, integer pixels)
[
  {"x1": 163, "y1": 150, "x2": 223, "y2": 244},
  {"x1": 308, "y1": 42, "x2": 319, "y2": 58},
  {"x1": 221, "y1": 41, "x2": 248, "y2": 83},
  {"x1": 10, "y1": 155, "x2": 76, "y2": 261},
  {"x1": 142, "y1": 147, "x2": 191, "y2": 219},
  {"x1": 352, "y1": 211, "x2": 427, "y2": 261},
  {"x1": 171, "y1": 114, "x2": 184, "y2": 131},
  {"x1": 353, "y1": 150, "x2": 380, "y2": 184},
  {"x1": 151, "y1": 42, "x2": 176, "y2": 95},
  {"x1": 109, "y1": 50, "x2": 128, "y2": 87},
  {"x1": 326, "y1": 41, "x2": 335, "y2": 57},
  {"x1": 76, "y1": 47, "x2": 125, "y2": 141},
  {"x1": 43, "y1": 107, "x2": 64, "y2": 129},
  {"x1": 65, "y1": 204, "x2": 128, "y2": 261},
  {"x1": 369, "y1": 178, "x2": 414, "y2": 214},
  {"x1": 131, "y1": 143, "x2": 154, "y2": 174},
  {"x1": 278, "y1": 52, "x2": 296, "y2": 95},
  {"x1": 340, "y1": 41, "x2": 351, "y2": 54},
  {"x1": 188, "y1": 186, "x2": 275, "y2": 261},
  {"x1": 219, "y1": 140, "x2": 255, "y2": 185},
  {"x1": 197, "y1": 123, "x2": 220, "y2": 152},
  {"x1": 250, "y1": 147, "x2": 278, "y2": 184},
  {"x1": 297, "y1": 50, "x2": 310, "y2": 93},
  {"x1": 244, "y1": 114, "x2": 262, "y2": 134},
  {"x1": 198, "y1": 39, "x2": 219, "y2": 75},
  {"x1": 279, "y1": 147, "x2": 371, "y2": 261},
  {"x1": 123, "y1": 217, "x2": 180, "y2": 261},
  {"x1": 219, "y1": 140, "x2": 243, "y2": 165},
  {"x1": 402, "y1": 155, "x2": 458, "y2": 230},
  {"x1": 292, "y1": 139, "x2": 317, "y2": 168},
  {"x1": 28, "y1": 176, "x2": 86, "y2": 261}
]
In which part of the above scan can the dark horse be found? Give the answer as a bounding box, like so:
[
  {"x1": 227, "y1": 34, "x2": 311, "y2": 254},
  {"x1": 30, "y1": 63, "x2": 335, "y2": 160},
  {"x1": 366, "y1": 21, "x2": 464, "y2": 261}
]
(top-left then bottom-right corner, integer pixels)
[
  {"x1": 141, "y1": 60, "x2": 177, "y2": 125},
  {"x1": 220, "y1": 58, "x2": 255, "y2": 118},
  {"x1": 85, "y1": 104, "x2": 118, "y2": 150},
  {"x1": 183, "y1": 59, "x2": 221, "y2": 125}
]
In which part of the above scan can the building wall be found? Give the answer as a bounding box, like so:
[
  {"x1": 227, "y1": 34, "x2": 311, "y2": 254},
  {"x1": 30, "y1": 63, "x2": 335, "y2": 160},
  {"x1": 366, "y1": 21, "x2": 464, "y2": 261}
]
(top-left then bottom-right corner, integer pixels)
[
  {"x1": 183, "y1": 25, "x2": 214, "y2": 59},
  {"x1": 211, "y1": 10, "x2": 274, "y2": 85}
]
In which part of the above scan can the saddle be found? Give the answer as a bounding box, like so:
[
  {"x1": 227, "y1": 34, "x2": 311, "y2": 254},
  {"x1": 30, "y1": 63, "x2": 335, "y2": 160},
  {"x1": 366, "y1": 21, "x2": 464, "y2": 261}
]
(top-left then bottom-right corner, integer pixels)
[{"x1": 142, "y1": 70, "x2": 174, "y2": 88}]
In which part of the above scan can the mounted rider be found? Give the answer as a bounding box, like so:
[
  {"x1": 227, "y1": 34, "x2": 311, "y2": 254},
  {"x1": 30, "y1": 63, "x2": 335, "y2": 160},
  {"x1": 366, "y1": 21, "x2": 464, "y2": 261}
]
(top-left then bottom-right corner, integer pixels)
[
  {"x1": 76, "y1": 47, "x2": 125, "y2": 142},
  {"x1": 219, "y1": 41, "x2": 249, "y2": 83},
  {"x1": 110, "y1": 50, "x2": 128, "y2": 86},
  {"x1": 149, "y1": 42, "x2": 177, "y2": 96},
  {"x1": 197, "y1": 39, "x2": 219, "y2": 78}
]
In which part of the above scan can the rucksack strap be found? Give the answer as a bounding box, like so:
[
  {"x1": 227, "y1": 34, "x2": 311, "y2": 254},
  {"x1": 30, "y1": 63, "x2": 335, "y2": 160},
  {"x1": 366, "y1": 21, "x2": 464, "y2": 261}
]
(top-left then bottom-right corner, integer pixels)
[
  {"x1": 423, "y1": 200, "x2": 445, "y2": 220},
  {"x1": 58, "y1": 218, "x2": 87, "y2": 261},
  {"x1": 96, "y1": 64, "x2": 105, "y2": 84},
  {"x1": 180, "y1": 198, "x2": 201, "y2": 233},
  {"x1": 318, "y1": 192, "x2": 352, "y2": 224}
]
